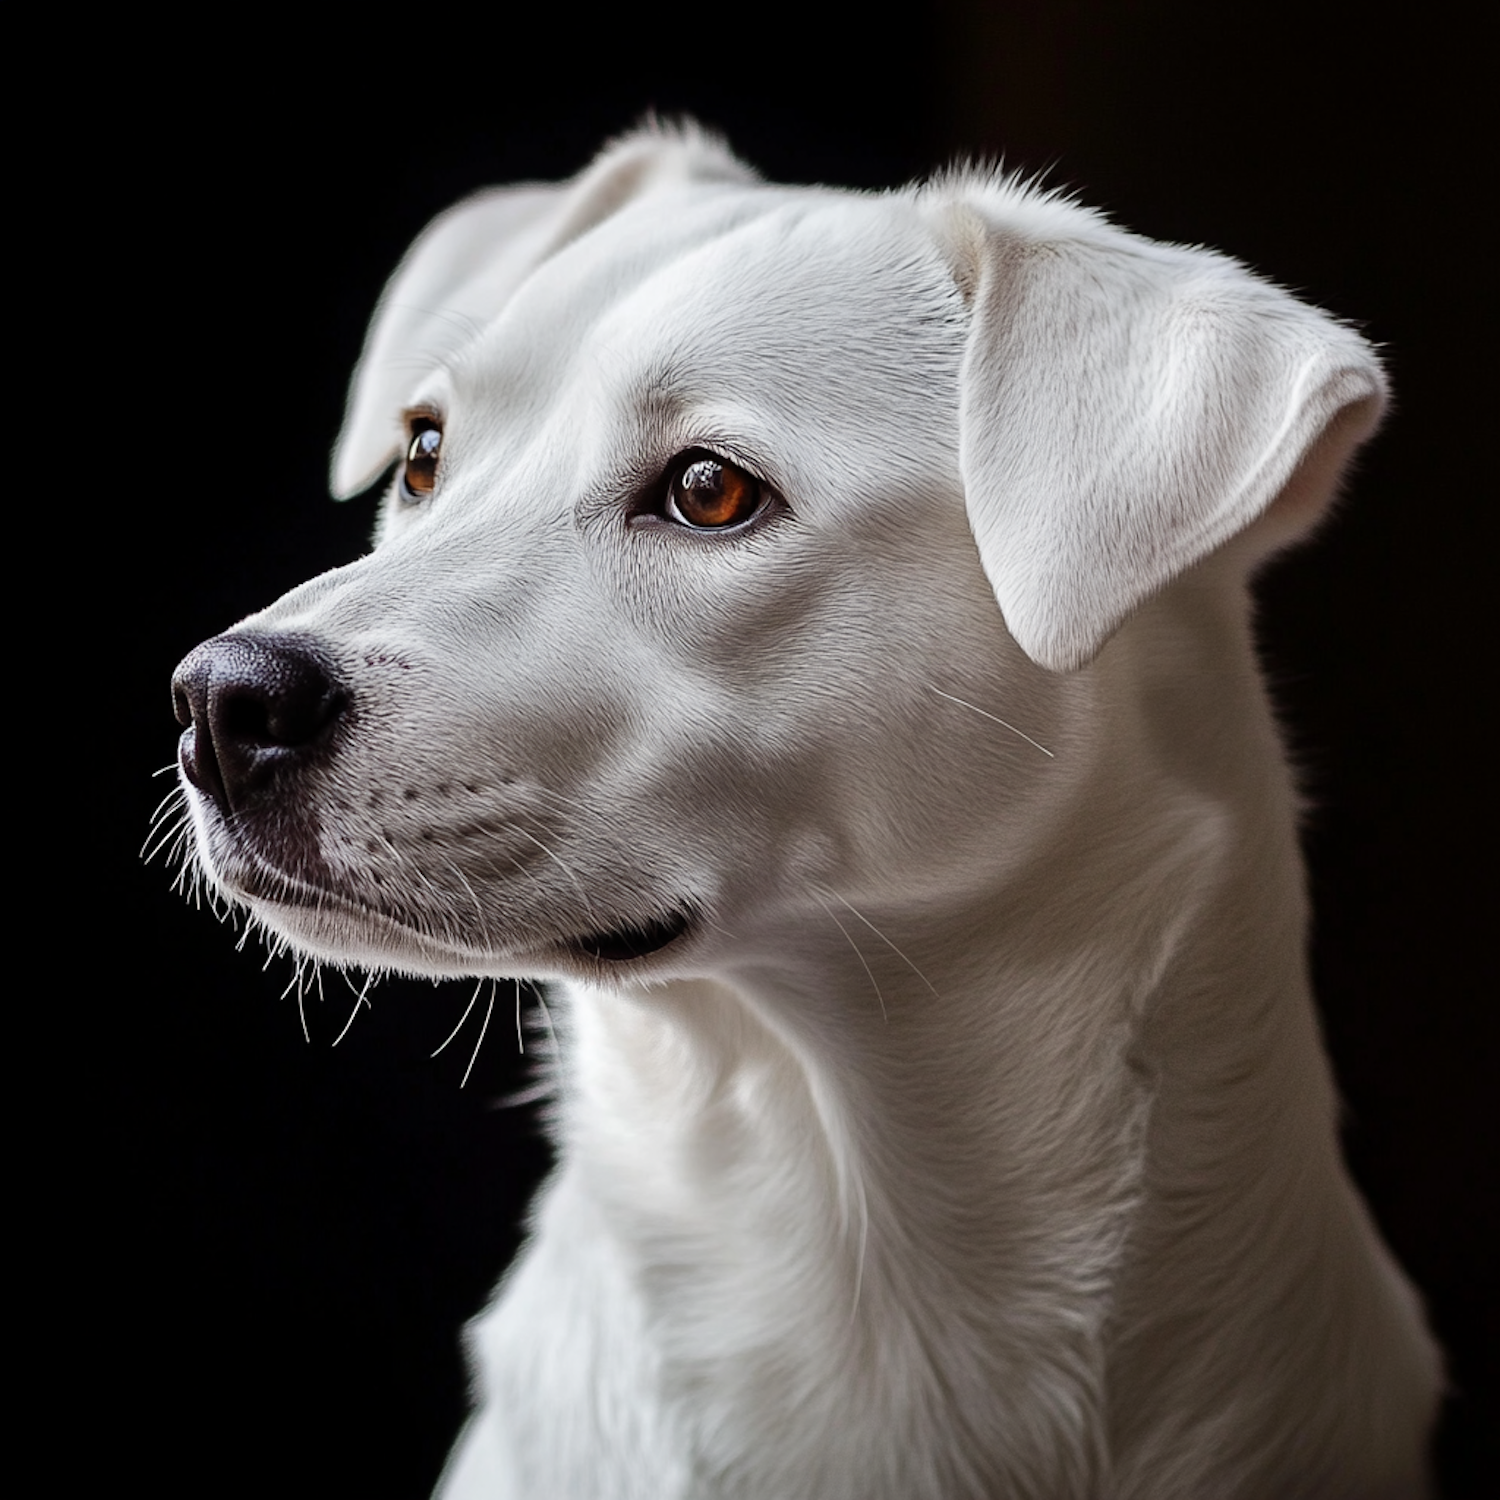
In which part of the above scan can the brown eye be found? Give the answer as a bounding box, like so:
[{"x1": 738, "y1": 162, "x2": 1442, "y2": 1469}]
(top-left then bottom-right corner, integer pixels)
[
  {"x1": 401, "y1": 419, "x2": 443, "y2": 503},
  {"x1": 665, "y1": 456, "x2": 764, "y2": 529}
]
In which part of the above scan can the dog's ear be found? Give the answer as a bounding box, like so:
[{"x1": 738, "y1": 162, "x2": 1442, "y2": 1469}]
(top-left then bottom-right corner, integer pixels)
[
  {"x1": 331, "y1": 124, "x2": 757, "y2": 498},
  {"x1": 932, "y1": 193, "x2": 1386, "y2": 672}
]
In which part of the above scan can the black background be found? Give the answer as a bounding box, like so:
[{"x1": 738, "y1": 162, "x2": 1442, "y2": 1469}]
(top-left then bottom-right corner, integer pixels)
[{"x1": 82, "y1": 3, "x2": 1491, "y2": 1493}]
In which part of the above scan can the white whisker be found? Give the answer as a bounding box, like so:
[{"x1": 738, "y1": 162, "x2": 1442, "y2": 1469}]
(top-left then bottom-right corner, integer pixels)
[
  {"x1": 433, "y1": 979, "x2": 483, "y2": 1058},
  {"x1": 292, "y1": 964, "x2": 311, "y2": 1044},
  {"x1": 824, "y1": 890, "x2": 941, "y2": 1001},
  {"x1": 446, "y1": 860, "x2": 496, "y2": 947},
  {"x1": 928, "y1": 687, "x2": 1054, "y2": 757},
  {"x1": 462, "y1": 982, "x2": 496, "y2": 1088},
  {"x1": 510, "y1": 824, "x2": 600, "y2": 925},
  {"x1": 333, "y1": 971, "x2": 375, "y2": 1047},
  {"x1": 814, "y1": 893, "x2": 887, "y2": 1023},
  {"x1": 141, "y1": 815, "x2": 189, "y2": 867},
  {"x1": 145, "y1": 786, "x2": 184, "y2": 828}
]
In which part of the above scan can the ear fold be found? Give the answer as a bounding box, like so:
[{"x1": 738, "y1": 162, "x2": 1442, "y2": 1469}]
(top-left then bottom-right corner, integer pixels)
[
  {"x1": 331, "y1": 124, "x2": 757, "y2": 498},
  {"x1": 936, "y1": 197, "x2": 1386, "y2": 671}
]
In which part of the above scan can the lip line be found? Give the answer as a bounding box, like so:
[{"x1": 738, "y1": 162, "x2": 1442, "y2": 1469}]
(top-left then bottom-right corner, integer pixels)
[
  {"x1": 200, "y1": 808, "x2": 697, "y2": 971},
  {"x1": 556, "y1": 904, "x2": 698, "y2": 964},
  {"x1": 200, "y1": 832, "x2": 514, "y2": 965}
]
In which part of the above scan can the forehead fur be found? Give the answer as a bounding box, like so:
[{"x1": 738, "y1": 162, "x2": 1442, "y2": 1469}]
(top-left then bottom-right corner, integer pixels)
[{"x1": 330, "y1": 126, "x2": 1105, "y2": 501}]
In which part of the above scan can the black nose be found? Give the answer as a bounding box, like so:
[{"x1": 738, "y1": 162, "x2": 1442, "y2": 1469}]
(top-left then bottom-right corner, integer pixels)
[{"x1": 172, "y1": 633, "x2": 346, "y2": 813}]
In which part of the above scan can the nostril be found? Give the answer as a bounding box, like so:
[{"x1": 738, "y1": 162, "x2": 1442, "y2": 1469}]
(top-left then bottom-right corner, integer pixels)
[
  {"x1": 218, "y1": 685, "x2": 279, "y2": 746},
  {"x1": 212, "y1": 674, "x2": 345, "y2": 752}
]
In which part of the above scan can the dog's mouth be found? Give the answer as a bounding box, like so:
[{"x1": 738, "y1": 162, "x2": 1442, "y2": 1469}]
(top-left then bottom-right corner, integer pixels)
[
  {"x1": 562, "y1": 906, "x2": 695, "y2": 963},
  {"x1": 191, "y1": 783, "x2": 698, "y2": 969}
]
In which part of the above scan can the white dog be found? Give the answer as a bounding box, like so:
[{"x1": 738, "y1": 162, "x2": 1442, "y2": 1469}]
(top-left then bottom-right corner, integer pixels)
[{"x1": 170, "y1": 125, "x2": 1441, "y2": 1497}]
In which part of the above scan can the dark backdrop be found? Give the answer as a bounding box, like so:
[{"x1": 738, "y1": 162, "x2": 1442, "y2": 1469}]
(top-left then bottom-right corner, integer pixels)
[{"x1": 86, "y1": 4, "x2": 1490, "y2": 1493}]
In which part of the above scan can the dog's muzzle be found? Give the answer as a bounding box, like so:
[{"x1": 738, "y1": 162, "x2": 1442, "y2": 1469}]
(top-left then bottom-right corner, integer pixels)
[{"x1": 172, "y1": 632, "x2": 346, "y2": 816}]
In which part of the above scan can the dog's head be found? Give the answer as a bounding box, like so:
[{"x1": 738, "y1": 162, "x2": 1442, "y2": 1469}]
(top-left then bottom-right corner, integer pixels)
[{"x1": 170, "y1": 125, "x2": 1383, "y2": 984}]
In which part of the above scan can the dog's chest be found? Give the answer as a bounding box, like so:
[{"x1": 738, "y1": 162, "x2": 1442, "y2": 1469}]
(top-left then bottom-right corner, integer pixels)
[{"x1": 448, "y1": 977, "x2": 1151, "y2": 1500}]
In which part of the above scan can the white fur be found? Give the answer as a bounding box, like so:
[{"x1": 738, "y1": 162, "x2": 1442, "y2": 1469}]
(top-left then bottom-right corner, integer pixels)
[{"x1": 178, "y1": 124, "x2": 1441, "y2": 1497}]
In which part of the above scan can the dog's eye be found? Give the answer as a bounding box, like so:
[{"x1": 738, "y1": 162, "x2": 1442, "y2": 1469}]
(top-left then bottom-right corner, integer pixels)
[
  {"x1": 664, "y1": 455, "x2": 765, "y2": 530},
  {"x1": 400, "y1": 418, "x2": 443, "y2": 504}
]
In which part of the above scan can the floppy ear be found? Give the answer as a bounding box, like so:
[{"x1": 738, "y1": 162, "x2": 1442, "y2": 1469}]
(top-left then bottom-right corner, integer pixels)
[
  {"x1": 331, "y1": 124, "x2": 757, "y2": 498},
  {"x1": 936, "y1": 196, "x2": 1386, "y2": 672}
]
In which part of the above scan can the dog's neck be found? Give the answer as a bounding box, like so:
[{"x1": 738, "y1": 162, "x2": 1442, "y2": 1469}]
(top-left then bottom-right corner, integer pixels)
[{"x1": 532, "y1": 601, "x2": 1434, "y2": 1495}]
